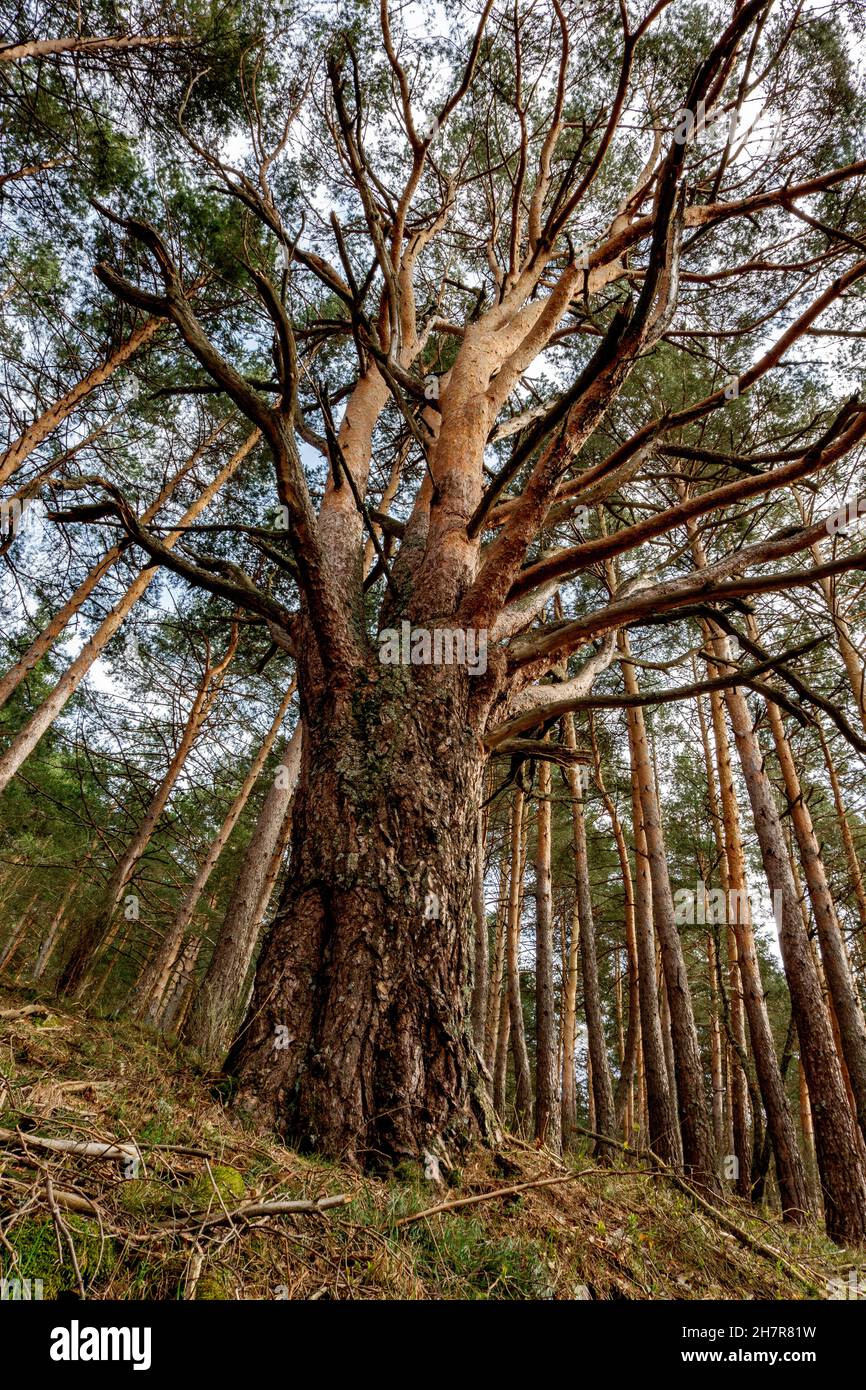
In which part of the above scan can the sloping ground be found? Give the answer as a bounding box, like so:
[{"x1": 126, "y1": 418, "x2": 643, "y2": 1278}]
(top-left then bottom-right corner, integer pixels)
[{"x1": 0, "y1": 982, "x2": 857, "y2": 1301}]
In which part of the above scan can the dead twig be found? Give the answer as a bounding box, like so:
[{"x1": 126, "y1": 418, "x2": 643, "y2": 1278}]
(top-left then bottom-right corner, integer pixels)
[
  {"x1": 45, "y1": 1170, "x2": 86, "y2": 1298},
  {"x1": 393, "y1": 1166, "x2": 653, "y2": 1228}
]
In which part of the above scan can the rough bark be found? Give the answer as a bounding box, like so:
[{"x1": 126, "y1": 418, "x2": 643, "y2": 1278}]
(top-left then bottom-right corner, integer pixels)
[{"x1": 225, "y1": 665, "x2": 492, "y2": 1167}]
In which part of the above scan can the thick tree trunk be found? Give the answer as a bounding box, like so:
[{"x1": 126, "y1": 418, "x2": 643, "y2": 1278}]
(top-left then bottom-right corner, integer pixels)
[
  {"x1": 181, "y1": 721, "x2": 302, "y2": 1058},
  {"x1": 534, "y1": 758, "x2": 561, "y2": 1151},
  {"x1": 226, "y1": 667, "x2": 492, "y2": 1166},
  {"x1": 724, "y1": 679, "x2": 866, "y2": 1244}
]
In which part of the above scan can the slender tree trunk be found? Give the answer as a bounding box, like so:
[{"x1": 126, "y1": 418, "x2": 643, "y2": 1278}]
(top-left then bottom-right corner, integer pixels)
[
  {"x1": 799, "y1": 1060, "x2": 821, "y2": 1213},
  {"x1": 725, "y1": 678, "x2": 866, "y2": 1243},
  {"x1": 57, "y1": 632, "x2": 238, "y2": 996},
  {"x1": 590, "y1": 718, "x2": 639, "y2": 1132},
  {"x1": 0, "y1": 894, "x2": 38, "y2": 973},
  {"x1": 659, "y1": 955, "x2": 680, "y2": 1135},
  {"x1": 704, "y1": 661, "x2": 810, "y2": 1219},
  {"x1": 817, "y1": 723, "x2": 866, "y2": 977},
  {"x1": 31, "y1": 847, "x2": 95, "y2": 980},
  {"x1": 564, "y1": 715, "x2": 615, "y2": 1145},
  {"x1": 484, "y1": 860, "x2": 508, "y2": 1073},
  {"x1": 131, "y1": 684, "x2": 296, "y2": 1020},
  {"x1": 623, "y1": 680, "x2": 680, "y2": 1167},
  {"x1": 621, "y1": 639, "x2": 720, "y2": 1193},
  {"x1": 493, "y1": 982, "x2": 511, "y2": 1117},
  {"x1": 159, "y1": 932, "x2": 206, "y2": 1034},
  {"x1": 635, "y1": 1034, "x2": 646, "y2": 1146},
  {"x1": 696, "y1": 679, "x2": 752, "y2": 1195},
  {"x1": 684, "y1": 507, "x2": 810, "y2": 1216},
  {"x1": 471, "y1": 810, "x2": 489, "y2": 1050},
  {"x1": 0, "y1": 424, "x2": 227, "y2": 712},
  {"x1": 505, "y1": 788, "x2": 532, "y2": 1134},
  {"x1": 534, "y1": 758, "x2": 561, "y2": 1151},
  {"x1": 0, "y1": 316, "x2": 161, "y2": 486},
  {"x1": 707, "y1": 933, "x2": 725, "y2": 1158},
  {"x1": 764, "y1": 693, "x2": 866, "y2": 1143},
  {"x1": 182, "y1": 721, "x2": 303, "y2": 1060},
  {"x1": 560, "y1": 882, "x2": 581, "y2": 1144},
  {"x1": 0, "y1": 431, "x2": 257, "y2": 795},
  {"x1": 804, "y1": 528, "x2": 866, "y2": 734}
]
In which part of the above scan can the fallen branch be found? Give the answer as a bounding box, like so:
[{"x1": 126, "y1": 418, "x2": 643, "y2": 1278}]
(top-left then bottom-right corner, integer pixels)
[
  {"x1": 171, "y1": 1192, "x2": 353, "y2": 1231},
  {"x1": 0, "y1": 1003, "x2": 55, "y2": 1020},
  {"x1": 0, "y1": 1126, "x2": 140, "y2": 1165},
  {"x1": 0, "y1": 1172, "x2": 98, "y2": 1217},
  {"x1": 574, "y1": 1127, "x2": 820, "y2": 1290},
  {"x1": 393, "y1": 1166, "x2": 652, "y2": 1228}
]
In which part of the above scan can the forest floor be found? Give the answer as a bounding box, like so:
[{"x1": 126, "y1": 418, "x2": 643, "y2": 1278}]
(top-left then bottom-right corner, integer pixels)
[{"x1": 0, "y1": 981, "x2": 859, "y2": 1301}]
